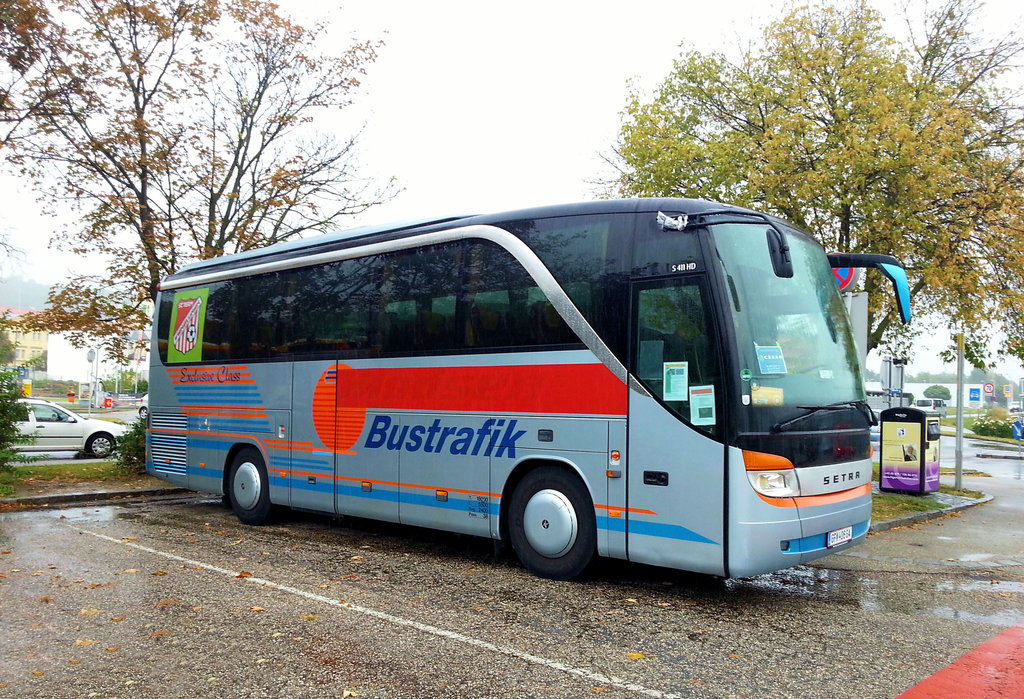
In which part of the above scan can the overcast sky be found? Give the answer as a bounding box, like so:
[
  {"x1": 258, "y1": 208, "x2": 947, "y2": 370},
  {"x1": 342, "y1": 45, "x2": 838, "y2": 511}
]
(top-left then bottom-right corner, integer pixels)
[{"x1": 2, "y1": 0, "x2": 1023, "y2": 379}]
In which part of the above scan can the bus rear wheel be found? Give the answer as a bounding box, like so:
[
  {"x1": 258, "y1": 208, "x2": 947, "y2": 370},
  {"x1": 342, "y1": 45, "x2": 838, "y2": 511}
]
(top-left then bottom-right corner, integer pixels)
[
  {"x1": 229, "y1": 447, "x2": 274, "y2": 525},
  {"x1": 509, "y1": 466, "x2": 596, "y2": 580}
]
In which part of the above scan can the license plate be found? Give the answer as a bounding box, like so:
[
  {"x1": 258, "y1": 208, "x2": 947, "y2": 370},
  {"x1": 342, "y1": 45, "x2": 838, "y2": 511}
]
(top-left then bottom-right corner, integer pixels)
[{"x1": 826, "y1": 525, "x2": 853, "y2": 548}]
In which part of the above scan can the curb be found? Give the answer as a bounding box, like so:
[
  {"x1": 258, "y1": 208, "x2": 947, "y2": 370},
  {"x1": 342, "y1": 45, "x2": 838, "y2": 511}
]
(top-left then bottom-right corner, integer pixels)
[{"x1": 0, "y1": 487, "x2": 193, "y2": 508}]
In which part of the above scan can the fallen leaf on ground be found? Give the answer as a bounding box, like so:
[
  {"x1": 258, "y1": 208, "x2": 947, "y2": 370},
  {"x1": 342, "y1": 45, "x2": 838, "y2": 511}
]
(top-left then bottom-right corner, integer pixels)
[
  {"x1": 236, "y1": 571, "x2": 253, "y2": 578},
  {"x1": 79, "y1": 609, "x2": 101, "y2": 616},
  {"x1": 249, "y1": 607, "x2": 266, "y2": 613},
  {"x1": 147, "y1": 630, "x2": 173, "y2": 638},
  {"x1": 300, "y1": 615, "x2": 318, "y2": 621},
  {"x1": 151, "y1": 570, "x2": 167, "y2": 576},
  {"x1": 73, "y1": 639, "x2": 98, "y2": 647},
  {"x1": 625, "y1": 652, "x2": 646, "y2": 660},
  {"x1": 153, "y1": 600, "x2": 180, "y2": 607},
  {"x1": 39, "y1": 596, "x2": 52, "y2": 603}
]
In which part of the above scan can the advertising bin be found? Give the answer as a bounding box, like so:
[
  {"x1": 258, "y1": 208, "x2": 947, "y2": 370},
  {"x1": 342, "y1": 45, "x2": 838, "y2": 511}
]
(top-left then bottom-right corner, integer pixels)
[{"x1": 878, "y1": 407, "x2": 941, "y2": 494}]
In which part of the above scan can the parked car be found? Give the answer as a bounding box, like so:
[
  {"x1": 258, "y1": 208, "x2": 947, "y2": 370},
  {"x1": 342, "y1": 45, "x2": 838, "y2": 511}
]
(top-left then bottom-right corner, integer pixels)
[
  {"x1": 914, "y1": 398, "x2": 948, "y2": 416},
  {"x1": 16, "y1": 398, "x2": 127, "y2": 458},
  {"x1": 138, "y1": 394, "x2": 149, "y2": 420}
]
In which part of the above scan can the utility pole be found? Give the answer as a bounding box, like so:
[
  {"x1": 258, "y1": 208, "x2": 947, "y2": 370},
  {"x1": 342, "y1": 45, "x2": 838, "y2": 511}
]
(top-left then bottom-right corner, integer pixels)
[{"x1": 955, "y1": 332, "x2": 965, "y2": 491}]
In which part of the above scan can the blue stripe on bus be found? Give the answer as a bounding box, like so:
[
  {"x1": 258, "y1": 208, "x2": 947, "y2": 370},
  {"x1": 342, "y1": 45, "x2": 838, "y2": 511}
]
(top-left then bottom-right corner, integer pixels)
[
  {"x1": 399, "y1": 491, "x2": 500, "y2": 516},
  {"x1": 189, "y1": 438, "x2": 233, "y2": 451},
  {"x1": 197, "y1": 420, "x2": 272, "y2": 429},
  {"x1": 290, "y1": 457, "x2": 333, "y2": 469},
  {"x1": 599, "y1": 517, "x2": 717, "y2": 545},
  {"x1": 174, "y1": 388, "x2": 262, "y2": 396},
  {"x1": 337, "y1": 482, "x2": 401, "y2": 503},
  {"x1": 783, "y1": 519, "x2": 869, "y2": 553},
  {"x1": 177, "y1": 398, "x2": 266, "y2": 405}
]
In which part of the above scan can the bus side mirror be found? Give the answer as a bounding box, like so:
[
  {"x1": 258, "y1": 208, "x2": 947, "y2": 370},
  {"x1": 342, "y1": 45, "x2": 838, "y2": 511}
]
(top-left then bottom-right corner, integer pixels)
[
  {"x1": 766, "y1": 228, "x2": 794, "y2": 278},
  {"x1": 827, "y1": 253, "x2": 912, "y2": 324}
]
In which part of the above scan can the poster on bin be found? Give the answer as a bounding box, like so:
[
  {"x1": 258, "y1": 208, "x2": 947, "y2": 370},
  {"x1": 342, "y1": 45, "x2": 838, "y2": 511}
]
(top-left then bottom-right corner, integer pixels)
[{"x1": 880, "y1": 422, "x2": 922, "y2": 490}]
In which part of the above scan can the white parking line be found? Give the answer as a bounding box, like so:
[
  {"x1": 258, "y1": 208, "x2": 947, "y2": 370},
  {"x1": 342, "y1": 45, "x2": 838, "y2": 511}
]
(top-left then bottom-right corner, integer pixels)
[{"x1": 71, "y1": 525, "x2": 681, "y2": 699}]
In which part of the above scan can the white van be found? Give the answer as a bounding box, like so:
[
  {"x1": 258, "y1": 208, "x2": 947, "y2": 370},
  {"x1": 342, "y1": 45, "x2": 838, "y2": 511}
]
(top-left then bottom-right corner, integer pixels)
[{"x1": 914, "y1": 398, "x2": 948, "y2": 416}]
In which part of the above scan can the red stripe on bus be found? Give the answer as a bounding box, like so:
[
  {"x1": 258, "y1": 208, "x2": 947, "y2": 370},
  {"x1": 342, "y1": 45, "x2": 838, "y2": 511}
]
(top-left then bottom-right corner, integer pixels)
[
  {"x1": 331, "y1": 363, "x2": 627, "y2": 415},
  {"x1": 898, "y1": 624, "x2": 1024, "y2": 698}
]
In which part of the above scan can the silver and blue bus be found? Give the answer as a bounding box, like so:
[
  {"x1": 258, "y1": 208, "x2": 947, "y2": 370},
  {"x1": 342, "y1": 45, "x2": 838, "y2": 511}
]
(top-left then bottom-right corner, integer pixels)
[{"x1": 147, "y1": 199, "x2": 911, "y2": 580}]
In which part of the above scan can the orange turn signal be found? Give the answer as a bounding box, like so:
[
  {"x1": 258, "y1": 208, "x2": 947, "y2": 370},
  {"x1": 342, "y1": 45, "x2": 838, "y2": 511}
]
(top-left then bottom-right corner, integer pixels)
[{"x1": 742, "y1": 449, "x2": 795, "y2": 471}]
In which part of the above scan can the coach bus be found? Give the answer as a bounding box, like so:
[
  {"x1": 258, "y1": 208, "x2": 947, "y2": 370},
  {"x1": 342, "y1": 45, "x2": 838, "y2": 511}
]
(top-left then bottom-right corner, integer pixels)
[{"x1": 147, "y1": 198, "x2": 911, "y2": 580}]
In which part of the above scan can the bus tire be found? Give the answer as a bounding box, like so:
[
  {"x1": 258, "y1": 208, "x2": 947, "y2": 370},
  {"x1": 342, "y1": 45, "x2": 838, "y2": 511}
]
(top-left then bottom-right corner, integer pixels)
[
  {"x1": 228, "y1": 447, "x2": 274, "y2": 525},
  {"x1": 509, "y1": 466, "x2": 596, "y2": 580}
]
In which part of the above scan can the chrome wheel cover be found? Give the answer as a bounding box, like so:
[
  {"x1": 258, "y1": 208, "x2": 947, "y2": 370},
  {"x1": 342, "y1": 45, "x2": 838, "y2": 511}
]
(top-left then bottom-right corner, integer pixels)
[
  {"x1": 523, "y1": 488, "x2": 578, "y2": 558},
  {"x1": 232, "y1": 461, "x2": 261, "y2": 511}
]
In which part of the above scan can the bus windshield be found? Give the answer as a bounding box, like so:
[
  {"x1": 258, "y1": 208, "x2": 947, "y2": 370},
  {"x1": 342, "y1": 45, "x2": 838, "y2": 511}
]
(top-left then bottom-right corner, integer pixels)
[{"x1": 711, "y1": 222, "x2": 866, "y2": 436}]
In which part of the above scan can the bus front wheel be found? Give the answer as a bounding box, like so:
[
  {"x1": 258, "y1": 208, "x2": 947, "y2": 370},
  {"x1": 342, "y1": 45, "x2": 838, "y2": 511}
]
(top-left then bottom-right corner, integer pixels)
[
  {"x1": 509, "y1": 466, "x2": 596, "y2": 580},
  {"x1": 229, "y1": 447, "x2": 274, "y2": 525}
]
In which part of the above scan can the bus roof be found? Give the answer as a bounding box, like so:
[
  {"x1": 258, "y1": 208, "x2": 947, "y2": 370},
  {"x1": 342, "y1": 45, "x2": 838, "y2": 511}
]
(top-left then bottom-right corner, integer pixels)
[{"x1": 162, "y1": 197, "x2": 748, "y2": 286}]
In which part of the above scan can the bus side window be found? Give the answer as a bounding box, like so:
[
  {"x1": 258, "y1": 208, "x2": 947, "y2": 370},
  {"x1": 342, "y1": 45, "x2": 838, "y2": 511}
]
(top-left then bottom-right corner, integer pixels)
[{"x1": 635, "y1": 281, "x2": 720, "y2": 433}]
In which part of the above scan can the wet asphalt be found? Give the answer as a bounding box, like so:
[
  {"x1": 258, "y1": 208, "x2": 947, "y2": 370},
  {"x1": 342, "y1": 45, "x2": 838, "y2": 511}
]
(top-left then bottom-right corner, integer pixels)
[{"x1": 0, "y1": 435, "x2": 1021, "y2": 698}]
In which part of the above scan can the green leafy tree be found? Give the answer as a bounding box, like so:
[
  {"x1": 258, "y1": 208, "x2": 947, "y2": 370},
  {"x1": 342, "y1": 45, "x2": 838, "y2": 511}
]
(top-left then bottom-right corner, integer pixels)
[
  {"x1": 923, "y1": 385, "x2": 952, "y2": 400},
  {"x1": 610, "y1": 0, "x2": 1024, "y2": 367},
  {"x1": 0, "y1": 367, "x2": 30, "y2": 471},
  {"x1": 6, "y1": 0, "x2": 390, "y2": 356}
]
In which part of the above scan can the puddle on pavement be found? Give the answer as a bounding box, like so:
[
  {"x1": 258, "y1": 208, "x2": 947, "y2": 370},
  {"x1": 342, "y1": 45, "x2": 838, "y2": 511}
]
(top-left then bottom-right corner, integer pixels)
[
  {"x1": 928, "y1": 607, "x2": 1024, "y2": 626},
  {"x1": 0, "y1": 505, "x2": 119, "y2": 523},
  {"x1": 724, "y1": 565, "x2": 841, "y2": 597},
  {"x1": 725, "y1": 567, "x2": 1024, "y2": 628},
  {"x1": 935, "y1": 577, "x2": 1024, "y2": 593}
]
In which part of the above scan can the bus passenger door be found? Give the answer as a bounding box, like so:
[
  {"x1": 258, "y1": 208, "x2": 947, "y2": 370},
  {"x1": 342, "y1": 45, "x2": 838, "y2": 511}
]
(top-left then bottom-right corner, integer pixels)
[{"x1": 627, "y1": 279, "x2": 726, "y2": 576}]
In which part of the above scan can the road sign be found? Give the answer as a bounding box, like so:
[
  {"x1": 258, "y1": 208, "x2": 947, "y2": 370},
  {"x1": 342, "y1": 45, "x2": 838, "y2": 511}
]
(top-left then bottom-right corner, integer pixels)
[
  {"x1": 969, "y1": 387, "x2": 981, "y2": 403},
  {"x1": 832, "y1": 267, "x2": 862, "y2": 292},
  {"x1": 1014, "y1": 421, "x2": 1023, "y2": 442},
  {"x1": 984, "y1": 382, "x2": 995, "y2": 395},
  {"x1": 1005, "y1": 384, "x2": 1013, "y2": 397}
]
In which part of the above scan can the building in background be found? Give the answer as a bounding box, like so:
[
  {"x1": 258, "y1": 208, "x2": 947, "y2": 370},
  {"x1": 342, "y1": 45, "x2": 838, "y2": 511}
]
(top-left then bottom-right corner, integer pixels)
[{"x1": 1, "y1": 305, "x2": 49, "y2": 380}]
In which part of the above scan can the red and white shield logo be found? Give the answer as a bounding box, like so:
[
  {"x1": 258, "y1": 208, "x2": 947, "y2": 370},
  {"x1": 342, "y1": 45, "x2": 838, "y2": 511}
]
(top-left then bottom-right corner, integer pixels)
[{"x1": 172, "y1": 297, "x2": 203, "y2": 354}]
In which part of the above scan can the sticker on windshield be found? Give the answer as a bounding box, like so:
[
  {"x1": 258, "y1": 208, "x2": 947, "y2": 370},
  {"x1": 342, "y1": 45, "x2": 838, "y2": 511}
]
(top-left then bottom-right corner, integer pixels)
[
  {"x1": 755, "y1": 343, "x2": 788, "y2": 374},
  {"x1": 689, "y1": 385, "x2": 715, "y2": 425},
  {"x1": 168, "y1": 288, "x2": 209, "y2": 364},
  {"x1": 751, "y1": 386, "x2": 784, "y2": 406},
  {"x1": 662, "y1": 362, "x2": 689, "y2": 401}
]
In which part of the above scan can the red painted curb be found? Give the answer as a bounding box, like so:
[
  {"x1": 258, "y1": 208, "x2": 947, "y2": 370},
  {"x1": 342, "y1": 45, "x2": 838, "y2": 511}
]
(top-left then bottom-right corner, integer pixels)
[{"x1": 898, "y1": 624, "x2": 1024, "y2": 698}]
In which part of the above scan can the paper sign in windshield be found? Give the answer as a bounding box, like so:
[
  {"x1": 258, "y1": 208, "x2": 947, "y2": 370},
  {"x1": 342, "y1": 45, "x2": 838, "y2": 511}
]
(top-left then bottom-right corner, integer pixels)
[
  {"x1": 690, "y1": 385, "x2": 715, "y2": 425},
  {"x1": 755, "y1": 344, "x2": 787, "y2": 374},
  {"x1": 663, "y1": 362, "x2": 689, "y2": 401}
]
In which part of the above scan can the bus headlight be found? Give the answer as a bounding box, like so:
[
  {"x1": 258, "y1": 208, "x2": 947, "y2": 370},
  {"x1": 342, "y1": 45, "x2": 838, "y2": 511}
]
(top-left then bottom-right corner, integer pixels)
[
  {"x1": 747, "y1": 470, "x2": 799, "y2": 497},
  {"x1": 742, "y1": 449, "x2": 798, "y2": 497}
]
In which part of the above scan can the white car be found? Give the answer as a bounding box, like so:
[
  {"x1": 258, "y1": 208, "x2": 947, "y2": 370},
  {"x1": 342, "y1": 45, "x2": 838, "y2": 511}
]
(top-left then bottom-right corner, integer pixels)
[
  {"x1": 16, "y1": 398, "x2": 127, "y2": 458},
  {"x1": 138, "y1": 394, "x2": 149, "y2": 420}
]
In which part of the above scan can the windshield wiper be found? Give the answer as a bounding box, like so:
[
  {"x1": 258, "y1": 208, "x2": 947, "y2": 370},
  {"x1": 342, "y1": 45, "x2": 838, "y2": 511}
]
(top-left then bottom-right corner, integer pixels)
[{"x1": 770, "y1": 400, "x2": 874, "y2": 433}]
